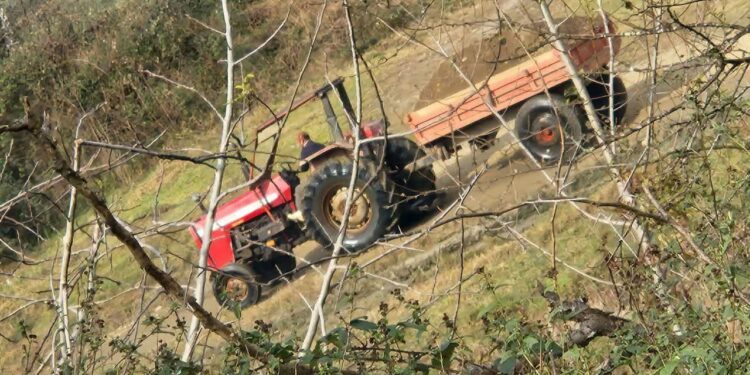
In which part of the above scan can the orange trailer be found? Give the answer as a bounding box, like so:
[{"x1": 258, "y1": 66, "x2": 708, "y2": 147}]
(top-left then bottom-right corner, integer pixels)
[{"x1": 404, "y1": 16, "x2": 627, "y2": 162}]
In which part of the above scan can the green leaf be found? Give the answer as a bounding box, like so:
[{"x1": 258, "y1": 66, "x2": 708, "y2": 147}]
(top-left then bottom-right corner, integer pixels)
[
  {"x1": 523, "y1": 335, "x2": 540, "y2": 351},
  {"x1": 546, "y1": 341, "x2": 563, "y2": 357},
  {"x1": 350, "y1": 318, "x2": 378, "y2": 331},
  {"x1": 432, "y1": 341, "x2": 458, "y2": 369},
  {"x1": 659, "y1": 358, "x2": 680, "y2": 375},
  {"x1": 494, "y1": 353, "x2": 517, "y2": 375},
  {"x1": 298, "y1": 350, "x2": 315, "y2": 365},
  {"x1": 232, "y1": 303, "x2": 243, "y2": 320},
  {"x1": 323, "y1": 327, "x2": 349, "y2": 348},
  {"x1": 401, "y1": 321, "x2": 427, "y2": 332}
]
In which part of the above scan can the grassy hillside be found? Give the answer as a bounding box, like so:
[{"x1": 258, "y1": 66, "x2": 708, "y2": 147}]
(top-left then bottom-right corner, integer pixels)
[{"x1": 1, "y1": 0, "x2": 750, "y2": 373}]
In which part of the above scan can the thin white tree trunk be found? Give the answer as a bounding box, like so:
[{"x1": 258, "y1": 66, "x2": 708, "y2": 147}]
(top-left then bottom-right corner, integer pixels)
[
  {"x1": 300, "y1": 0, "x2": 362, "y2": 352},
  {"x1": 71, "y1": 222, "x2": 102, "y2": 372},
  {"x1": 55, "y1": 140, "x2": 79, "y2": 365},
  {"x1": 181, "y1": 0, "x2": 235, "y2": 362},
  {"x1": 55, "y1": 107, "x2": 95, "y2": 367},
  {"x1": 299, "y1": 143, "x2": 362, "y2": 353},
  {"x1": 538, "y1": 2, "x2": 640, "y2": 223},
  {"x1": 539, "y1": 2, "x2": 680, "y2": 330},
  {"x1": 597, "y1": 0, "x2": 618, "y2": 151}
]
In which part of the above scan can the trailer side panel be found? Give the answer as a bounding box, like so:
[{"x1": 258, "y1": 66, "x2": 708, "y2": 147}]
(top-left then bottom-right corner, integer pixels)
[{"x1": 405, "y1": 23, "x2": 618, "y2": 146}]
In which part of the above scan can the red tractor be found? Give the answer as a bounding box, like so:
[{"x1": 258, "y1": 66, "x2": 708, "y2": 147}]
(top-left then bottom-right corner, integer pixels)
[
  {"x1": 189, "y1": 78, "x2": 437, "y2": 308},
  {"x1": 190, "y1": 15, "x2": 627, "y2": 309}
]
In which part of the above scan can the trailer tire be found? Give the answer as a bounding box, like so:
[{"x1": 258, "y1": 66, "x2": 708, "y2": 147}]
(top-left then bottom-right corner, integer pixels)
[
  {"x1": 586, "y1": 74, "x2": 628, "y2": 126},
  {"x1": 516, "y1": 93, "x2": 584, "y2": 163},
  {"x1": 300, "y1": 161, "x2": 394, "y2": 252},
  {"x1": 384, "y1": 138, "x2": 436, "y2": 195},
  {"x1": 212, "y1": 263, "x2": 261, "y2": 310}
]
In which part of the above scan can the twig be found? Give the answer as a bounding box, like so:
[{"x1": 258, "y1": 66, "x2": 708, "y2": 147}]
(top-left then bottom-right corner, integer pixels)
[
  {"x1": 233, "y1": 5, "x2": 291, "y2": 66},
  {"x1": 141, "y1": 69, "x2": 223, "y2": 121}
]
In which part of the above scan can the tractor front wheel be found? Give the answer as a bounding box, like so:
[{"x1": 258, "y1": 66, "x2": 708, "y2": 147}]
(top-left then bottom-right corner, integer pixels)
[
  {"x1": 300, "y1": 161, "x2": 394, "y2": 252},
  {"x1": 212, "y1": 263, "x2": 261, "y2": 310}
]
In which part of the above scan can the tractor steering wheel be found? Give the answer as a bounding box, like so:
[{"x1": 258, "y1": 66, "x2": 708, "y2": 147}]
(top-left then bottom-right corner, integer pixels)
[{"x1": 278, "y1": 160, "x2": 307, "y2": 174}]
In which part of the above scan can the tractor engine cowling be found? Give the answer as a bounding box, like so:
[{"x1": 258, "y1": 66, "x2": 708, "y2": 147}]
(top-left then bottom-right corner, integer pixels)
[{"x1": 188, "y1": 173, "x2": 297, "y2": 270}]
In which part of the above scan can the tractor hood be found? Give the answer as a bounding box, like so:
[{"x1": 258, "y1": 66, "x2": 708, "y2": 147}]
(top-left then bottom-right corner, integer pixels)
[{"x1": 190, "y1": 173, "x2": 294, "y2": 239}]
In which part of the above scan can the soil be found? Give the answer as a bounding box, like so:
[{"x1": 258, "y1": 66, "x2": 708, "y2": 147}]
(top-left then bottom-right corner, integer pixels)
[{"x1": 415, "y1": 16, "x2": 610, "y2": 109}]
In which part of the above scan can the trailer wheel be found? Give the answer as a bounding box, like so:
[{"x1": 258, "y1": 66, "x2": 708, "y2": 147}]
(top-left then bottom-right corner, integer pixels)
[
  {"x1": 212, "y1": 263, "x2": 261, "y2": 310},
  {"x1": 300, "y1": 161, "x2": 394, "y2": 252},
  {"x1": 384, "y1": 138, "x2": 436, "y2": 195},
  {"x1": 515, "y1": 93, "x2": 584, "y2": 163},
  {"x1": 586, "y1": 74, "x2": 628, "y2": 126}
]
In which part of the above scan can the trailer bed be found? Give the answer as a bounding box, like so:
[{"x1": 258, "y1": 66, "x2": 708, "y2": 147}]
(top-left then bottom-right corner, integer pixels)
[{"x1": 405, "y1": 17, "x2": 619, "y2": 146}]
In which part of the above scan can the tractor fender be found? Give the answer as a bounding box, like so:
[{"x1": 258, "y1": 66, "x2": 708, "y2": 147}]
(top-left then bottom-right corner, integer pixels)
[
  {"x1": 216, "y1": 262, "x2": 256, "y2": 280},
  {"x1": 304, "y1": 143, "x2": 353, "y2": 171}
]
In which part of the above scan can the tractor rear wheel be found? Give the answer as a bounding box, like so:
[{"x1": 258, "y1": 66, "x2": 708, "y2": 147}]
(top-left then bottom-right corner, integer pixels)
[
  {"x1": 515, "y1": 93, "x2": 584, "y2": 163},
  {"x1": 300, "y1": 161, "x2": 394, "y2": 252},
  {"x1": 384, "y1": 138, "x2": 436, "y2": 195},
  {"x1": 212, "y1": 263, "x2": 261, "y2": 310}
]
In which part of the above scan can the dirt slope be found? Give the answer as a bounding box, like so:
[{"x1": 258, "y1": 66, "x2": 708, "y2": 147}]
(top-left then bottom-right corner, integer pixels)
[{"x1": 416, "y1": 15, "x2": 609, "y2": 108}]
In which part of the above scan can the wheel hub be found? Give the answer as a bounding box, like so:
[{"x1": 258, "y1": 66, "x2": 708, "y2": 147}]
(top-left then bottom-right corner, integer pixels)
[
  {"x1": 327, "y1": 187, "x2": 372, "y2": 231},
  {"x1": 532, "y1": 113, "x2": 561, "y2": 146},
  {"x1": 225, "y1": 277, "x2": 249, "y2": 301}
]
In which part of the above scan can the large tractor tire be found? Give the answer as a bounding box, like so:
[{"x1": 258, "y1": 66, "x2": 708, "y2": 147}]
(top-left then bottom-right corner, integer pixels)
[
  {"x1": 212, "y1": 263, "x2": 261, "y2": 310},
  {"x1": 384, "y1": 138, "x2": 436, "y2": 195},
  {"x1": 300, "y1": 161, "x2": 394, "y2": 252},
  {"x1": 586, "y1": 74, "x2": 628, "y2": 126},
  {"x1": 516, "y1": 93, "x2": 584, "y2": 163}
]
